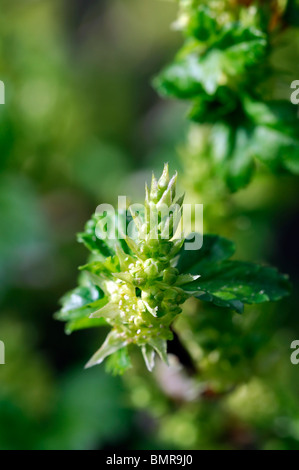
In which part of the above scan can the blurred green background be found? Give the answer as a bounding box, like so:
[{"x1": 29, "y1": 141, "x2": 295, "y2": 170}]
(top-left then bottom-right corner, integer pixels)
[{"x1": 1, "y1": 0, "x2": 299, "y2": 450}]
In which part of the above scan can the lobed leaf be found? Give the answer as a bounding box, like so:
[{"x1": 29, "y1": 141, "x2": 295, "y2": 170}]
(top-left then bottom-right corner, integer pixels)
[
  {"x1": 177, "y1": 234, "x2": 235, "y2": 275},
  {"x1": 184, "y1": 260, "x2": 291, "y2": 313},
  {"x1": 55, "y1": 284, "x2": 108, "y2": 321}
]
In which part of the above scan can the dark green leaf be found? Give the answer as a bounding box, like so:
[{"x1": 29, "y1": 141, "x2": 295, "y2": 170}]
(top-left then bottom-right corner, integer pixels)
[
  {"x1": 185, "y1": 5, "x2": 218, "y2": 41},
  {"x1": 225, "y1": 126, "x2": 256, "y2": 192},
  {"x1": 177, "y1": 234, "x2": 235, "y2": 275},
  {"x1": 251, "y1": 125, "x2": 299, "y2": 174},
  {"x1": 153, "y1": 53, "x2": 205, "y2": 100},
  {"x1": 212, "y1": 26, "x2": 266, "y2": 72},
  {"x1": 188, "y1": 87, "x2": 239, "y2": 123},
  {"x1": 77, "y1": 215, "x2": 115, "y2": 258},
  {"x1": 78, "y1": 211, "x2": 134, "y2": 257},
  {"x1": 184, "y1": 260, "x2": 291, "y2": 313},
  {"x1": 244, "y1": 99, "x2": 298, "y2": 130},
  {"x1": 154, "y1": 26, "x2": 266, "y2": 100},
  {"x1": 55, "y1": 284, "x2": 107, "y2": 321}
]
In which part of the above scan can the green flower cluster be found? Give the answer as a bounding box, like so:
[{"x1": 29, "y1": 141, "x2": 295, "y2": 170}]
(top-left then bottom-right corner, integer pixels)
[
  {"x1": 176, "y1": 0, "x2": 288, "y2": 32},
  {"x1": 154, "y1": 0, "x2": 299, "y2": 191},
  {"x1": 82, "y1": 165, "x2": 199, "y2": 371},
  {"x1": 56, "y1": 165, "x2": 290, "y2": 374}
]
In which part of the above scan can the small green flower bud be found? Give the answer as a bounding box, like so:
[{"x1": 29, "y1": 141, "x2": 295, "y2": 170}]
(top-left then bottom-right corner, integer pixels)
[
  {"x1": 163, "y1": 267, "x2": 179, "y2": 285},
  {"x1": 159, "y1": 241, "x2": 172, "y2": 256},
  {"x1": 156, "y1": 305, "x2": 167, "y2": 317},
  {"x1": 147, "y1": 238, "x2": 159, "y2": 250},
  {"x1": 133, "y1": 275, "x2": 147, "y2": 287},
  {"x1": 138, "y1": 241, "x2": 150, "y2": 257},
  {"x1": 141, "y1": 291, "x2": 156, "y2": 308},
  {"x1": 158, "y1": 163, "x2": 170, "y2": 192},
  {"x1": 163, "y1": 288, "x2": 179, "y2": 302},
  {"x1": 134, "y1": 316, "x2": 144, "y2": 328},
  {"x1": 136, "y1": 300, "x2": 145, "y2": 313},
  {"x1": 150, "y1": 174, "x2": 159, "y2": 203},
  {"x1": 154, "y1": 291, "x2": 164, "y2": 302},
  {"x1": 144, "y1": 259, "x2": 159, "y2": 278}
]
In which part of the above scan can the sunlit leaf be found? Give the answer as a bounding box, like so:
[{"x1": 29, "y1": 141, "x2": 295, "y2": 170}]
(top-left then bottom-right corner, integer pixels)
[{"x1": 85, "y1": 331, "x2": 128, "y2": 369}]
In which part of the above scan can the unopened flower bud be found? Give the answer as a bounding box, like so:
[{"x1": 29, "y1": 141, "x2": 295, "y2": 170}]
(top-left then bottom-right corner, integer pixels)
[
  {"x1": 144, "y1": 259, "x2": 159, "y2": 278},
  {"x1": 163, "y1": 267, "x2": 179, "y2": 285},
  {"x1": 159, "y1": 241, "x2": 172, "y2": 256},
  {"x1": 133, "y1": 274, "x2": 147, "y2": 287},
  {"x1": 134, "y1": 316, "x2": 144, "y2": 328}
]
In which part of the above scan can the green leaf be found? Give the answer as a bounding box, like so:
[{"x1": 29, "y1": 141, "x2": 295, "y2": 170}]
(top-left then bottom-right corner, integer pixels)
[
  {"x1": 207, "y1": 103, "x2": 299, "y2": 189},
  {"x1": 80, "y1": 257, "x2": 120, "y2": 280},
  {"x1": 208, "y1": 123, "x2": 256, "y2": 191},
  {"x1": 77, "y1": 216, "x2": 115, "y2": 258},
  {"x1": 213, "y1": 26, "x2": 266, "y2": 74},
  {"x1": 188, "y1": 87, "x2": 239, "y2": 123},
  {"x1": 141, "y1": 344, "x2": 156, "y2": 371},
  {"x1": 185, "y1": 5, "x2": 218, "y2": 41},
  {"x1": 148, "y1": 337, "x2": 169, "y2": 365},
  {"x1": 251, "y1": 125, "x2": 299, "y2": 174},
  {"x1": 55, "y1": 284, "x2": 108, "y2": 321},
  {"x1": 78, "y1": 211, "x2": 134, "y2": 257},
  {"x1": 184, "y1": 261, "x2": 291, "y2": 313},
  {"x1": 85, "y1": 330, "x2": 128, "y2": 369},
  {"x1": 153, "y1": 53, "x2": 205, "y2": 100},
  {"x1": 225, "y1": 126, "x2": 256, "y2": 192},
  {"x1": 89, "y1": 302, "x2": 119, "y2": 321},
  {"x1": 177, "y1": 234, "x2": 235, "y2": 275},
  {"x1": 285, "y1": 0, "x2": 299, "y2": 26},
  {"x1": 105, "y1": 348, "x2": 132, "y2": 376},
  {"x1": 65, "y1": 317, "x2": 107, "y2": 335},
  {"x1": 154, "y1": 26, "x2": 266, "y2": 100},
  {"x1": 244, "y1": 99, "x2": 298, "y2": 130},
  {"x1": 242, "y1": 98, "x2": 299, "y2": 174}
]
